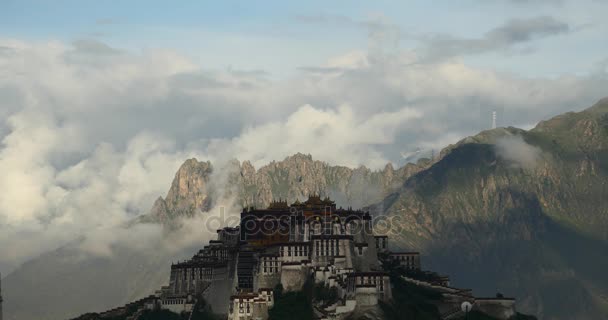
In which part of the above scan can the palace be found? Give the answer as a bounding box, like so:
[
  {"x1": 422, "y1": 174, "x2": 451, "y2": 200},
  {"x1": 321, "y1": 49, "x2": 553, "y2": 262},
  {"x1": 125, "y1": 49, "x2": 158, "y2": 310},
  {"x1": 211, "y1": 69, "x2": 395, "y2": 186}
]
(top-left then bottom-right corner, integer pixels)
[
  {"x1": 154, "y1": 195, "x2": 399, "y2": 319},
  {"x1": 88, "y1": 195, "x2": 516, "y2": 320}
]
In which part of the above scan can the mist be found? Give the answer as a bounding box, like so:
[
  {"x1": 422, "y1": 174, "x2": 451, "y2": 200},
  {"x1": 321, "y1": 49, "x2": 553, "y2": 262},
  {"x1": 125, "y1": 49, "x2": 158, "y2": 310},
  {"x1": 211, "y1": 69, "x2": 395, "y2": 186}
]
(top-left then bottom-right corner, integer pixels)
[
  {"x1": 1, "y1": 33, "x2": 607, "y2": 275},
  {"x1": 494, "y1": 135, "x2": 543, "y2": 169}
]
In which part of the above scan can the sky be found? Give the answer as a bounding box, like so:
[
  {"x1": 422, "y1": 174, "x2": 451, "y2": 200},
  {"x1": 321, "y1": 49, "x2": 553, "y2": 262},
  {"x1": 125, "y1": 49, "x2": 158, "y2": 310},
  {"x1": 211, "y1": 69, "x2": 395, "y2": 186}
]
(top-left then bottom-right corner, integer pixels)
[{"x1": 0, "y1": 0, "x2": 607, "y2": 273}]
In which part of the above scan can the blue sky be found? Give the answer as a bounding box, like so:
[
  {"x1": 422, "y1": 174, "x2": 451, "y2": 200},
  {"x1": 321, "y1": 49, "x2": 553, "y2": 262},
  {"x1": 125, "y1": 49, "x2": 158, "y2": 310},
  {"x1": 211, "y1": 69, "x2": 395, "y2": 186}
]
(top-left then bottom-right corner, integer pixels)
[{"x1": 2, "y1": 0, "x2": 606, "y2": 77}]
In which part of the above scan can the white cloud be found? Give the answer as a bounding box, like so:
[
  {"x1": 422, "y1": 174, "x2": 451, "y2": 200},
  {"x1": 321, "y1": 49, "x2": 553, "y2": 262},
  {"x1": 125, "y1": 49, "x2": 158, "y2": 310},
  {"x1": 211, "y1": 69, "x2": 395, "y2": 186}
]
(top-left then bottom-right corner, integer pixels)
[
  {"x1": 0, "y1": 36, "x2": 606, "y2": 273},
  {"x1": 0, "y1": 130, "x2": 203, "y2": 271},
  {"x1": 495, "y1": 135, "x2": 543, "y2": 169},
  {"x1": 207, "y1": 104, "x2": 421, "y2": 169}
]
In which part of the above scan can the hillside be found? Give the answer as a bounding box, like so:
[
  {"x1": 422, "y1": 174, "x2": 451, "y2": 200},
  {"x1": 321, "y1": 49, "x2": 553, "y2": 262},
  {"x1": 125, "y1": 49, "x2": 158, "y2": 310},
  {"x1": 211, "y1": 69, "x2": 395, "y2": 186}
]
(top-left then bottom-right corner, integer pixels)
[{"x1": 378, "y1": 98, "x2": 608, "y2": 319}]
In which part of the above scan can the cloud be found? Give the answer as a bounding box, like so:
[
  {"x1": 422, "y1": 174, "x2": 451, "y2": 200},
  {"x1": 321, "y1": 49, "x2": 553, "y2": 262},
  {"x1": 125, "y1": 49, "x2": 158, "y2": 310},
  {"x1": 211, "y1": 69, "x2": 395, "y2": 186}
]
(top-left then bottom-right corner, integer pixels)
[
  {"x1": 0, "y1": 35, "x2": 606, "y2": 273},
  {"x1": 0, "y1": 129, "x2": 203, "y2": 271},
  {"x1": 420, "y1": 16, "x2": 570, "y2": 59},
  {"x1": 207, "y1": 104, "x2": 422, "y2": 169},
  {"x1": 75, "y1": 201, "x2": 240, "y2": 259},
  {"x1": 489, "y1": 16, "x2": 569, "y2": 42},
  {"x1": 494, "y1": 135, "x2": 542, "y2": 169},
  {"x1": 296, "y1": 14, "x2": 572, "y2": 60}
]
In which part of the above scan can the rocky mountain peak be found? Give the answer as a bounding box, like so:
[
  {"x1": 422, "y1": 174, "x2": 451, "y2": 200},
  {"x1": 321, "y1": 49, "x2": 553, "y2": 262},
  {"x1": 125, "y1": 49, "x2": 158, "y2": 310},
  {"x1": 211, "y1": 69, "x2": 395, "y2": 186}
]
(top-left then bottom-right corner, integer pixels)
[
  {"x1": 240, "y1": 160, "x2": 256, "y2": 177},
  {"x1": 149, "y1": 158, "x2": 213, "y2": 220},
  {"x1": 145, "y1": 153, "x2": 432, "y2": 221},
  {"x1": 383, "y1": 162, "x2": 394, "y2": 171},
  {"x1": 284, "y1": 152, "x2": 314, "y2": 162}
]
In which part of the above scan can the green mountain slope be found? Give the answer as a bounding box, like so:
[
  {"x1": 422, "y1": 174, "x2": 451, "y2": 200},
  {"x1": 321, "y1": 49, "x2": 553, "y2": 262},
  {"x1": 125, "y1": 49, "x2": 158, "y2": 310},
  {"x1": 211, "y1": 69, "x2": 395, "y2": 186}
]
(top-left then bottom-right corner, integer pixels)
[{"x1": 379, "y1": 98, "x2": 608, "y2": 319}]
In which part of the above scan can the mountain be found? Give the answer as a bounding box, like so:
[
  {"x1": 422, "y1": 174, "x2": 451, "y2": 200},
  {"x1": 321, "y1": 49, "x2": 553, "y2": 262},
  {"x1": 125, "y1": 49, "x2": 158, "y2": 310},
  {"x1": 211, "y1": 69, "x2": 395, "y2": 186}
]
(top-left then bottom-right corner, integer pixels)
[
  {"x1": 2, "y1": 154, "x2": 426, "y2": 320},
  {"x1": 5, "y1": 98, "x2": 608, "y2": 320},
  {"x1": 147, "y1": 152, "x2": 429, "y2": 220},
  {"x1": 376, "y1": 98, "x2": 608, "y2": 319}
]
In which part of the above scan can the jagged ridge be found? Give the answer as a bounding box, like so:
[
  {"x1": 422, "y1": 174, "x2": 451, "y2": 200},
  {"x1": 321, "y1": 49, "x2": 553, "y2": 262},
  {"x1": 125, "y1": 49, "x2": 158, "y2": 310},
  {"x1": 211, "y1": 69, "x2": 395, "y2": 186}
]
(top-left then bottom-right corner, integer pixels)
[{"x1": 148, "y1": 153, "x2": 430, "y2": 221}]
